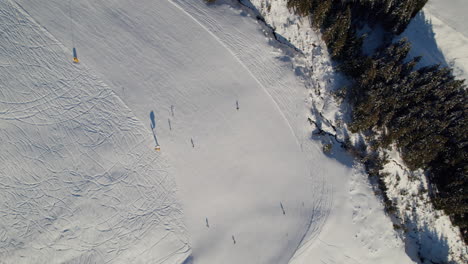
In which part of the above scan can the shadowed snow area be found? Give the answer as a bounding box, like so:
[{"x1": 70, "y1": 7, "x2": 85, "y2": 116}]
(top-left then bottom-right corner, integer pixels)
[{"x1": 401, "y1": 0, "x2": 468, "y2": 81}]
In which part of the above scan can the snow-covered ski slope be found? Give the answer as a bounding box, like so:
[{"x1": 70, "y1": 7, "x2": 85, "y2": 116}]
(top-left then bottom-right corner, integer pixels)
[
  {"x1": 0, "y1": 1, "x2": 188, "y2": 263},
  {"x1": 173, "y1": 2, "x2": 413, "y2": 263},
  {"x1": 2, "y1": 0, "x2": 322, "y2": 262},
  {"x1": 1, "y1": 0, "x2": 413, "y2": 263}
]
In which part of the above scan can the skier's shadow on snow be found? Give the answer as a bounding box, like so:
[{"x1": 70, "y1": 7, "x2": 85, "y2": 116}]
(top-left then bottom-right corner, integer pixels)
[
  {"x1": 149, "y1": 111, "x2": 159, "y2": 146},
  {"x1": 150, "y1": 111, "x2": 156, "y2": 129}
]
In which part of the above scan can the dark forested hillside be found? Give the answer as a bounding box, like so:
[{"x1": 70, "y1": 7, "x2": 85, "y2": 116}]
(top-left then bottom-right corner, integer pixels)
[{"x1": 287, "y1": 0, "x2": 467, "y2": 242}]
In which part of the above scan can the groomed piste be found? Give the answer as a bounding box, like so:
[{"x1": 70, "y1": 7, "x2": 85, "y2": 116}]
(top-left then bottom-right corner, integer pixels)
[{"x1": 1, "y1": 0, "x2": 415, "y2": 263}]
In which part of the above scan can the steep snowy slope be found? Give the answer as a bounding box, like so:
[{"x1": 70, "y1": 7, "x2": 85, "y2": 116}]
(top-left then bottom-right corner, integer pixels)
[{"x1": 0, "y1": 1, "x2": 188, "y2": 263}]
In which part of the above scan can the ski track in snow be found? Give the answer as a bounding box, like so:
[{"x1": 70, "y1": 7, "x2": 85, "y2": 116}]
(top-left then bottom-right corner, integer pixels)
[
  {"x1": 173, "y1": 0, "x2": 334, "y2": 243},
  {"x1": 0, "y1": 0, "x2": 423, "y2": 263},
  {"x1": 4, "y1": 0, "x2": 335, "y2": 263},
  {"x1": 425, "y1": 0, "x2": 468, "y2": 39},
  {"x1": 0, "y1": 1, "x2": 189, "y2": 263}
]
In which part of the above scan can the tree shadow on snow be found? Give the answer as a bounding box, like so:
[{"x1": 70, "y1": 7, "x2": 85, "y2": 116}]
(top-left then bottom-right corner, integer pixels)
[
  {"x1": 399, "y1": 11, "x2": 450, "y2": 70},
  {"x1": 295, "y1": 10, "x2": 456, "y2": 264},
  {"x1": 307, "y1": 103, "x2": 360, "y2": 167},
  {"x1": 405, "y1": 220, "x2": 452, "y2": 264},
  {"x1": 181, "y1": 255, "x2": 194, "y2": 264}
]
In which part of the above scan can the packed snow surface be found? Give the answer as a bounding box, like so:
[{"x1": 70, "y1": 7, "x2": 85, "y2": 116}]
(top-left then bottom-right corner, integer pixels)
[
  {"x1": 1, "y1": 0, "x2": 416, "y2": 263},
  {"x1": 426, "y1": 0, "x2": 468, "y2": 38},
  {"x1": 0, "y1": 1, "x2": 188, "y2": 263}
]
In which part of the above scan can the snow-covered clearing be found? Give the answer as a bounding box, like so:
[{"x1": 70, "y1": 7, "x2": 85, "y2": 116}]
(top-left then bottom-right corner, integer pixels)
[
  {"x1": 402, "y1": 0, "x2": 468, "y2": 81},
  {"x1": 425, "y1": 0, "x2": 468, "y2": 38}
]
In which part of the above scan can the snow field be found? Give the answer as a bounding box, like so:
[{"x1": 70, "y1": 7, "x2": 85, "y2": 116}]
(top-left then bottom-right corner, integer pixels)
[
  {"x1": 11, "y1": 0, "x2": 333, "y2": 263},
  {"x1": 0, "y1": 1, "x2": 188, "y2": 263}
]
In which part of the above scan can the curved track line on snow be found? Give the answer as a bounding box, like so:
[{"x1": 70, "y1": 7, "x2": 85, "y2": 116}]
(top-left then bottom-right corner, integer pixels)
[
  {"x1": 12, "y1": 1, "x2": 159, "y2": 134},
  {"x1": 10, "y1": 0, "x2": 333, "y2": 262},
  {"x1": 167, "y1": 1, "x2": 333, "y2": 262},
  {"x1": 167, "y1": 0, "x2": 302, "y2": 151},
  {"x1": 2, "y1": 1, "x2": 190, "y2": 262}
]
